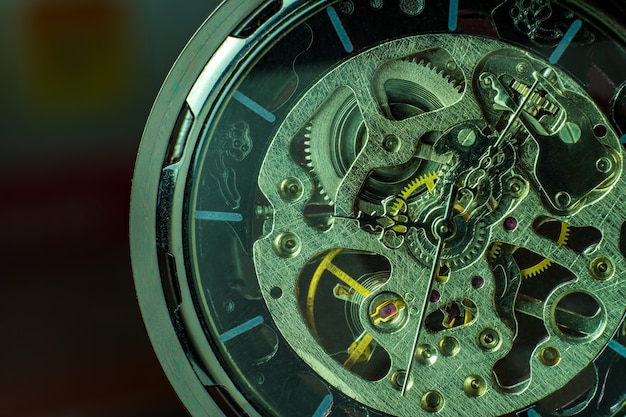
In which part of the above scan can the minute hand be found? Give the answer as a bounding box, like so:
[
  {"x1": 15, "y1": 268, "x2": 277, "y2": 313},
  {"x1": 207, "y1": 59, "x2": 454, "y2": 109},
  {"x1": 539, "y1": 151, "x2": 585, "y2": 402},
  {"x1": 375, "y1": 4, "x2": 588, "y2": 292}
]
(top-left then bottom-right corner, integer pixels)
[{"x1": 401, "y1": 182, "x2": 458, "y2": 396}]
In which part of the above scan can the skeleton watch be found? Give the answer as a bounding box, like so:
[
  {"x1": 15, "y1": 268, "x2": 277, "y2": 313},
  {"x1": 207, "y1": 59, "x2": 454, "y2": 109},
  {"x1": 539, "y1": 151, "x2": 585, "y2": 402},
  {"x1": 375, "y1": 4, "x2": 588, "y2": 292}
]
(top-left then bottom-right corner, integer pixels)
[{"x1": 130, "y1": 1, "x2": 626, "y2": 416}]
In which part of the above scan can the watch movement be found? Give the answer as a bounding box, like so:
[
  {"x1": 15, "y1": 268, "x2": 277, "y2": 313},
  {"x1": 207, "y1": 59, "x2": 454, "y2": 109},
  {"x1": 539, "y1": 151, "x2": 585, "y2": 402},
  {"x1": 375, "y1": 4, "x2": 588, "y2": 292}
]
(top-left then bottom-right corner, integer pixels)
[{"x1": 130, "y1": 1, "x2": 626, "y2": 416}]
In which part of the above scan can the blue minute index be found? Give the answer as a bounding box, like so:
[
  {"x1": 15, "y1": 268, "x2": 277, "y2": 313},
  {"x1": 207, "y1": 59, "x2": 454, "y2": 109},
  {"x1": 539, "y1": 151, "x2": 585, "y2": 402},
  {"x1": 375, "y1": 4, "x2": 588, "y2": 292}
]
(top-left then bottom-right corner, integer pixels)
[
  {"x1": 608, "y1": 339, "x2": 626, "y2": 358},
  {"x1": 527, "y1": 409, "x2": 543, "y2": 417},
  {"x1": 233, "y1": 91, "x2": 276, "y2": 123},
  {"x1": 448, "y1": 0, "x2": 459, "y2": 32},
  {"x1": 549, "y1": 19, "x2": 582, "y2": 65},
  {"x1": 195, "y1": 210, "x2": 243, "y2": 222},
  {"x1": 620, "y1": 134, "x2": 626, "y2": 144},
  {"x1": 219, "y1": 315, "x2": 264, "y2": 343},
  {"x1": 312, "y1": 394, "x2": 333, "y2": 417},
  {"x1": 327, "y1": 6, "x2": 354, "y2": 53}
]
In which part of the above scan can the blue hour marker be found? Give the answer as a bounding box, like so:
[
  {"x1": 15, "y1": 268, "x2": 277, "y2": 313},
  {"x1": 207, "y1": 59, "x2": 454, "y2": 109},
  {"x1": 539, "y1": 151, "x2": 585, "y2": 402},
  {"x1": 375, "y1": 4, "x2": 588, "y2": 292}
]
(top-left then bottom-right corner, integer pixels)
[
  {"x1": 195, "y1": 210, "x2": 243, "y2": 222},
  {"x1": 527, "y1": 409, "x2": 543, "y2": 417},
  {"x1": 327, "y1": 6, "x2": 354, "y2": 53},
  {"x1": 608, "y1": 339, "x2": 626, "y2": 358},
  {"x1": 448, "y1": 0, "x2": 459, "y2": 32},
  {"x1": 620, "y1": 134, "x2": 626, "y2": 144},
  {"x1": 549, "y1": 19, "x2": 582, "y2": 64},
  {"x1": 219, "y1": 316, "x2": 264, "y2": 343},
  {"x1": 312, "y1": 394, "x2": 333, "y2": 417},
  {"x1": 233, "y1": 91, "x2": 276, "y2": 123}
]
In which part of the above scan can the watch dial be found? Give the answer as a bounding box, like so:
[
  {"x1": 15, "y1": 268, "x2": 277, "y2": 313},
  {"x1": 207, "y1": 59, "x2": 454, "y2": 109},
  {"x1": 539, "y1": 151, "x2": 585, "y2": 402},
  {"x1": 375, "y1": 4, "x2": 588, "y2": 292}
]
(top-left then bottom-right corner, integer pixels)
[{"x1": 135, "y1": 1, "x2": 626, "y2": 416}]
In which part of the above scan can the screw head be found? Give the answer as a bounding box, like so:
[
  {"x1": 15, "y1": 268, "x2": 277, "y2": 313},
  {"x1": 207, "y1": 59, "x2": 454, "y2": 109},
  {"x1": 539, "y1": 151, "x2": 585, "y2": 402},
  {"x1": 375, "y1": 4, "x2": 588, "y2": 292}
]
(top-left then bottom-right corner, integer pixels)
[
  {"x1": 559, "y1": 121, "x2": 582, "y2": 144},
  {"x1": 457, "y1": 128, "x2": 477, "y2": 147},
  {"x1": 273, "y1": 232, "x2": 301, "y2": 258}
]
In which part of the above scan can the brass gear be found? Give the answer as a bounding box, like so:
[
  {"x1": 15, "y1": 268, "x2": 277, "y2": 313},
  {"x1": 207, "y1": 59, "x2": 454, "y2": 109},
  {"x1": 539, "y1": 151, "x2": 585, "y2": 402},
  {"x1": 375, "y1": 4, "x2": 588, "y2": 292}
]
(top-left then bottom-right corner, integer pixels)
[
  {"x1": 389, "y1": 171, "x2": 439, "y2": 214},
  {"x1": 488, "y1": 222, "x2": 571, "y2": 279}
]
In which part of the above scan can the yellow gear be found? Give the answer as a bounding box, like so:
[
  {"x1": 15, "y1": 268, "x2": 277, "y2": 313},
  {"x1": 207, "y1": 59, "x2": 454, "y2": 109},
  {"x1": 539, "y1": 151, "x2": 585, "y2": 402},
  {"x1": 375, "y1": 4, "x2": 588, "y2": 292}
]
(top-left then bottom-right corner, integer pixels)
[
  {"x1": 487, "y1": 242, "x2": 503, "y2": 262},
  {"x1": 390, "y1": 171, "x2": 438, "y2": 214},
  {"x1": 487, "y1": 221, "x2": 570, "y2": 279},
  {"x1": 557, "y1": 221, "x2": 570, "y2": 245},
  {"x1": 520, "y1": 258, "x2": 552, "y2": 279}
]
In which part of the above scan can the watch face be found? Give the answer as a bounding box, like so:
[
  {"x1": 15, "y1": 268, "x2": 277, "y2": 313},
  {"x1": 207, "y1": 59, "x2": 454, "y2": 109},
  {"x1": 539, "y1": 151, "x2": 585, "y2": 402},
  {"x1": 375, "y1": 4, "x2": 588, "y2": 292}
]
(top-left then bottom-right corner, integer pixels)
[{"x1": 130, "y1": 1, "x2": 626, "y2": 416}]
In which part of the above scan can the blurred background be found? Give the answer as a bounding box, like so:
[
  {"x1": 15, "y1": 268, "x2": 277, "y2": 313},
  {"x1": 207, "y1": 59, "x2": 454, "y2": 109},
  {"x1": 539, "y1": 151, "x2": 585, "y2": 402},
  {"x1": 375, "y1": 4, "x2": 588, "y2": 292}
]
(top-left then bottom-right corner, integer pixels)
[{"x1": 0, "y1": 0, "x2": 220, "y2": 415}]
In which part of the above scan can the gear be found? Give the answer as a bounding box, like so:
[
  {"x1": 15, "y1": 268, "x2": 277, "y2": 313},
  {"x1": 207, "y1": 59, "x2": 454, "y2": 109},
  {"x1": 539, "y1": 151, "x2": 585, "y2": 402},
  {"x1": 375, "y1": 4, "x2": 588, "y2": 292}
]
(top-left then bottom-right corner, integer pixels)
[
  {"x1": 389, "y1": 171, "x2": 438, "y2": 214},
  {"x1": 373, "y1": 59, "x2": 463, "y2": 120},
  {"x1": 519, "y1": 257, "x2": 552, "y2": 278},
  {"x1": 303, "y1": 88, "x2": 365, "y2": 204},
  {"x1": 487, "y1": 222, "x2": 571, "y2": 278},
  {"x1": 510, "y1": 79, "x2": 559, "y2": 116},
  {"x1": 557, "y1": 221, "x2": 570, "y2": 245},
  {"x1": 487, "y1": 241, "x2": 504, "y2": 262},
  {"x1": 304, "y1": 60, "x2": 461, "y2": 202}
]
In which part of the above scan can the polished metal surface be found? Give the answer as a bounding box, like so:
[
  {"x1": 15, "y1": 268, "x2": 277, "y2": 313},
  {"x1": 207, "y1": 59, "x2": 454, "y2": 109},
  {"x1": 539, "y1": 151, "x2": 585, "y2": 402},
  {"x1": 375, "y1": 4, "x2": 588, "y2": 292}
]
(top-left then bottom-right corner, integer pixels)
[{"x1": 254, "y1": 33, "x2": 626, "y2": 416}]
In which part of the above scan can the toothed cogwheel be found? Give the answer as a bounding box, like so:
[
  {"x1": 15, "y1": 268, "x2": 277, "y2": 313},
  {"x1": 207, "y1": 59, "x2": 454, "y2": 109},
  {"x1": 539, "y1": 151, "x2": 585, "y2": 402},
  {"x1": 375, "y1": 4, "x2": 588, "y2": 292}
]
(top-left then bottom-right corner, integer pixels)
[
  {"x1": 305, "y1": 60, "x2": 461, "y2": 202},
  {"x1": 373, "y1": 59, "x2": 463, "y2": 120}
]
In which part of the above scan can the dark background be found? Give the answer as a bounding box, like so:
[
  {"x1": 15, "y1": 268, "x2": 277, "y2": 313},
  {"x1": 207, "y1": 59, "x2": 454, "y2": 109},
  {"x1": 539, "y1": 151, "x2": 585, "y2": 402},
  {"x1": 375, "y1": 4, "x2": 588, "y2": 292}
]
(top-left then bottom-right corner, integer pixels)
[{"x1": 1, "y1": 0, "x2": 219, "y2": 415}]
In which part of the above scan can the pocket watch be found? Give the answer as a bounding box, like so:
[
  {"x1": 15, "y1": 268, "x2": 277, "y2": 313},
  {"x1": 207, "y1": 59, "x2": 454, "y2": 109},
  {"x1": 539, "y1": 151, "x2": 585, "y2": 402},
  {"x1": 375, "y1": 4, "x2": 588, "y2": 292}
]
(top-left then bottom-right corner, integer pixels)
[{"x1": 130, "y1": 1, "x2": 626, "y2": 416}]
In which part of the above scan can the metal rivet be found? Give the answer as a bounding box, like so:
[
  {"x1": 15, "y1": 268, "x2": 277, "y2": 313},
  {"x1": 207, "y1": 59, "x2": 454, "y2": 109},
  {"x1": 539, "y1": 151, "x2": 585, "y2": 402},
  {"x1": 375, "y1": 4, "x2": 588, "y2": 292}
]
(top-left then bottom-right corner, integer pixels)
[
  {"x1": 506, "y1": 176, "x2": 526, "y2": 198},
  {"x1": 590, "y1": 256, "x2": 614, "y2": 281},
  {"x1": 416, "y1": 344, "x2": 438, "y2": 366},
  {"x1": 540, "y1": 346, "x2": 561, "y2": 366},
  {"x1": 596, "y1": 157, "x2": 613, "y2": 174},
  {"x1": 421, "y1": 390, "x2": 444, "y2": 412},
  {"x1": 478, "y1": 328, "x2": 501, "y2": 351},
  {"x1": 463, "y1": 375, "x2": 487, "y2": 397},
  {"x1": 273, "y1": 232, "x2": 301, "y2": 258},
  {"x1": 279, "y1": 177, "x2": 304, "y2": 202},
  {"x1": 391, "y1": 370, "x2": 412, "y2": 391},
  {"x1": 516, "y1": 63, "x2": 528, "y2": 74},
  {"x1": 439, "y1": 336, "x2": 460, "y2": 357},
  {"x1": 383, "y1": 134, "x2": 401, "y2": 152},
  {"x1": 555, "y1": 191, "x2": 572, "y2": 209}
]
